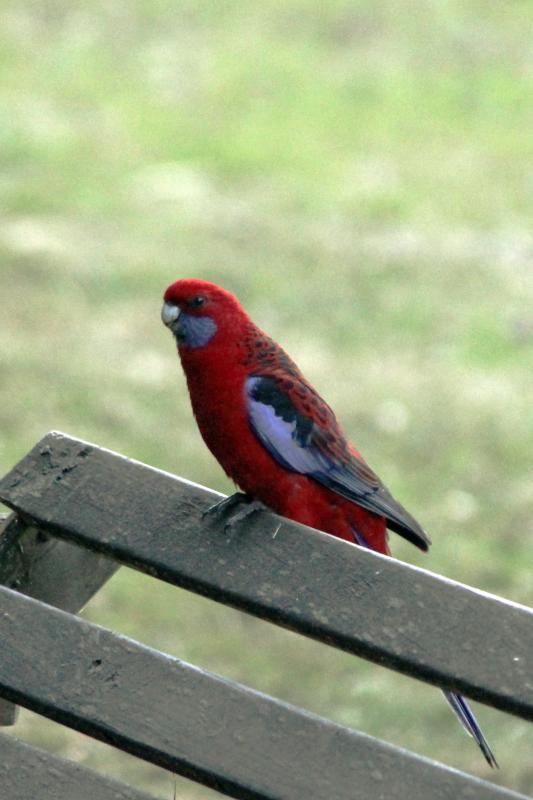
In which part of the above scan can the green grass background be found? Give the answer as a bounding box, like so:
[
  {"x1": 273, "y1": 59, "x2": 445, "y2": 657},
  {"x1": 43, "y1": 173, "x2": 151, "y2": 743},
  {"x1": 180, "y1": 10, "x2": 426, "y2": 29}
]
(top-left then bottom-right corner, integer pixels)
[{"x1": 1, "y1": 0, "x2": 533, "y2": 796}]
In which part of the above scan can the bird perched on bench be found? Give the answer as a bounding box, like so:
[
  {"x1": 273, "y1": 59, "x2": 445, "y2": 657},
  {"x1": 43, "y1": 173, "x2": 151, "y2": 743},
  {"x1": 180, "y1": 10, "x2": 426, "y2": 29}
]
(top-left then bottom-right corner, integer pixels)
[{"x1": 161, "y1": 277, "x2": 497, "y2": 768}]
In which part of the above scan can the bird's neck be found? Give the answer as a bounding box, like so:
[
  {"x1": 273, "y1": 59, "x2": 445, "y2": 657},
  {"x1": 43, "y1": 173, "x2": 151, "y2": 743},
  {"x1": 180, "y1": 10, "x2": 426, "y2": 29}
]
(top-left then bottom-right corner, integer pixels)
[{"x1": 178, "y1": 320, "x2": 303, "y2": 401}]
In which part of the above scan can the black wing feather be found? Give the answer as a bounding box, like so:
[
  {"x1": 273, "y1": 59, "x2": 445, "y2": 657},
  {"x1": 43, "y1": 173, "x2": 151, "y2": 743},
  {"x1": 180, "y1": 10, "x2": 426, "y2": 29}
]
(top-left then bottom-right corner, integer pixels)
[{"x1": 246, "y1": 375, "x2": 430, "y2": 551}]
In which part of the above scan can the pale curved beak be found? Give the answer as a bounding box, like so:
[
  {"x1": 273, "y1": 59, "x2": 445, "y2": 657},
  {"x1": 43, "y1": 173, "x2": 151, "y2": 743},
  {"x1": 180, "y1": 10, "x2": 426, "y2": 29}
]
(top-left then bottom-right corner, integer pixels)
[{"x1": 161, "y1": 301, "x2": 180, "y2": 327}]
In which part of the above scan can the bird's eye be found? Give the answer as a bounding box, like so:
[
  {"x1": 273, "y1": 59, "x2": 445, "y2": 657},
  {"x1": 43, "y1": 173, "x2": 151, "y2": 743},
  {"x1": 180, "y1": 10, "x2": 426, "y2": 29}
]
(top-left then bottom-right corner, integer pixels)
[{"x1": 189, "y1": 295, "x2": 205, "y2": 308}]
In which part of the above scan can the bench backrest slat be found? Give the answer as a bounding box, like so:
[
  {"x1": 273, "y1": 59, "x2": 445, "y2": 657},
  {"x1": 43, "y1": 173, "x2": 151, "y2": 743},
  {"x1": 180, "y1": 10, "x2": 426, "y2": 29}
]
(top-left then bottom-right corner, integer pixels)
[
  {"x1": 0, "y1": 584, "x2": 526, "y2": 800},
  {"x1": 1, "y1": 431, "x2": 532, "y2": 720}
]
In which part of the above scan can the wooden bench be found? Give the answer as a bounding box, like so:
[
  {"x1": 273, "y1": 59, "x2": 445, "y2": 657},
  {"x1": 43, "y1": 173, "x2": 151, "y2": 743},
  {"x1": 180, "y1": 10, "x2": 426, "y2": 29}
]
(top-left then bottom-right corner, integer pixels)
[{"x1": 0, "y1": 431, "x2": 531, "y2": 799}]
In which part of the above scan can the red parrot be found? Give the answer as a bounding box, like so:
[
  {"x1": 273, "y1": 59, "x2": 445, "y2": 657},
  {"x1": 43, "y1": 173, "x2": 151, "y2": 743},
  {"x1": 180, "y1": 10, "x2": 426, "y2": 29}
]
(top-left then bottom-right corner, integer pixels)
[{"x1": 161, "y1": 277, "x2": 497, "y2": 768}]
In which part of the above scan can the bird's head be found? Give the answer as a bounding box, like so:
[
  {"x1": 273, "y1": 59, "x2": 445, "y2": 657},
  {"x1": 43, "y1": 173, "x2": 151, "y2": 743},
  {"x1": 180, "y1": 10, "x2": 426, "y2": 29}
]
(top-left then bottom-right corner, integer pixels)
[{"x1": 162, "y1": 279, "x2": 247, "y2": 349}]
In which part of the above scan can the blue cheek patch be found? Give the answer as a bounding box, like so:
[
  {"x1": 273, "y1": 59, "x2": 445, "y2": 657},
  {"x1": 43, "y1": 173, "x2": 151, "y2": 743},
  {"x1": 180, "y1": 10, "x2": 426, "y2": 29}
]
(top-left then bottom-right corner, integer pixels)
[{"x1": 179, "y1": 314, "x2": 218, "y2": 348}]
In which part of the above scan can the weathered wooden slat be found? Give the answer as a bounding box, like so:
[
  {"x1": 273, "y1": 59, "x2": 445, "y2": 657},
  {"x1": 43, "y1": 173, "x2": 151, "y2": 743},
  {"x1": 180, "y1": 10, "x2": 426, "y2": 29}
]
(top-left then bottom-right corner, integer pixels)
[
  {"x1": 0, "y1": 732, "x2": 157, "y2": 800},
  {"x1": 0, "y1": 509, "x2": 119, "y2": 726},
  {"x1": 1, "y1": 432, "x2": 533, "y2": 721},
  {"x1": 0, "y1": 515, "x2": 19, "y2": 726},
  {"x1": 0, "y1": 514, "x2": 118, "y2": 614},
  {"x1": 0, "y1": 585, "x2": 527, "y2": 800}
]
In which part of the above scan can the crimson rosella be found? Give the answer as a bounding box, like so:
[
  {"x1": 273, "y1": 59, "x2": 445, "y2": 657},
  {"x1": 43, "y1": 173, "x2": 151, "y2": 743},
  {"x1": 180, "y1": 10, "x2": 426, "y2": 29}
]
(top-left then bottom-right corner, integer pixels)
[{"x1": 161, "y1": 277, "x2": 497, "y2": 768}]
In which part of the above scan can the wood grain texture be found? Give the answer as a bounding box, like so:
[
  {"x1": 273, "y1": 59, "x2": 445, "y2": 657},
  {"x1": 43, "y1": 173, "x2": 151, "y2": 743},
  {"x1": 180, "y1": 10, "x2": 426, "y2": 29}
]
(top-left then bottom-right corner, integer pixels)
[
  {"x1": 1, "y1": 432, "x2": 533, "y2": 722},
  {"x1": 0, "y1": 733, "x2": 157, "y2": 800},
  {"x1": 0, "y1": 585, "x2": 528, "y2": 800},
  {"x1": 0, "y1": 505, "x2": 118, "y2": 726},
  {"x1": 0, "y1": 514, "x2": 118, "y2": 613}
]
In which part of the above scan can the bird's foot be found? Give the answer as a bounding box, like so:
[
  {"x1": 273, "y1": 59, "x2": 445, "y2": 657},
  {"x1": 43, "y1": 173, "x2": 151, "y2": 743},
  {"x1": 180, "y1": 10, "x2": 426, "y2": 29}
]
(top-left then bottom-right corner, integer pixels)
[
  {"x1": 202, "y1": 492, "x2": 267, "y2": 532},
  {"x1": 223, "y1": 499, "x2": 267, "y2": 532},
  {"x1": 202, "y1": 492, "x2": 251, "y2": 520}
]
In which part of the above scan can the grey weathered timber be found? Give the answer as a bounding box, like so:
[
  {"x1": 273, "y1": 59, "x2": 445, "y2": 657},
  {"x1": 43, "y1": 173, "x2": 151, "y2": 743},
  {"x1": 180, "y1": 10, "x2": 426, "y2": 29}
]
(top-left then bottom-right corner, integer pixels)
[
  {"x1": 0, "y1": 513, "x2": 118, "y2": 613},
  {"x1": 0, "y1": 516, "x2": 18, "y2": 726},
  {"x1": 0, "y1": 585, "x2": 527, "y2": 800},
  {"x1": 0, "y1": 510, "x2": 119, "y2": 726},
  {"x1": 1, "y1": 432, "x2": 533, "y2": 722},
  {"x1": 0, "y1": 732, "x2": 158, "y2": 800}
]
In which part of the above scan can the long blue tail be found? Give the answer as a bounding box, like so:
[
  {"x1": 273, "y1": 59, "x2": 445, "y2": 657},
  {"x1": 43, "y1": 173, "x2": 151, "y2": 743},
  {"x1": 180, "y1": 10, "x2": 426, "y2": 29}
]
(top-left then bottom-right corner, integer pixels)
[
  {"x1": 443, "y1": 690, "x2": 498, "y2": 768},
  {"x1": 351, "y1": 525, "x2": 498, "y2": 767}
]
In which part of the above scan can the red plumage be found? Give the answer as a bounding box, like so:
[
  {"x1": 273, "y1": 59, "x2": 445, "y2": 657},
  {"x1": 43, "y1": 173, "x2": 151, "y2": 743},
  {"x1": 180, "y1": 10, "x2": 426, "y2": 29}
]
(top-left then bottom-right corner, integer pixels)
[
  {"x1": 161, "y1": 277, "x2": 497, "y2": 768},
  {"x1": 162, "y1": 278, "x2": 429, "y2": 555}
]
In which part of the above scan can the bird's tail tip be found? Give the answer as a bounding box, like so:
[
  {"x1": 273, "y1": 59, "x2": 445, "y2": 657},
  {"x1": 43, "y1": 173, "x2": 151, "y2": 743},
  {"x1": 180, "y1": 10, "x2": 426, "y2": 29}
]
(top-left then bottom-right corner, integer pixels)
[{"x1": 443, "y1": 690, "x2": 499, "y2": 769}]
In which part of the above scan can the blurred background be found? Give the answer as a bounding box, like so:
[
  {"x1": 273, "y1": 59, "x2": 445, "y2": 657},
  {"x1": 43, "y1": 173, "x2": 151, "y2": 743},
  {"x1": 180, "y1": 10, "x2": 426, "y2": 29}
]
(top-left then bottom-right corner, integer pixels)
[{"x1": 1, "y1": 0, "x2": 533, "y2": 796}]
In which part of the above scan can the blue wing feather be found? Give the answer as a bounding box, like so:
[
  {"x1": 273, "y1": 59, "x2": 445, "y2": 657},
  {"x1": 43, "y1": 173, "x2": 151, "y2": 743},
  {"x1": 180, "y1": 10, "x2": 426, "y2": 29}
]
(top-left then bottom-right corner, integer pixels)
[
  {"x1": 246, "y1": 374, "x2": 496, "y2": 768},
  {"x1": 246, "y1": 375, "x2": 430, "y2": 551}
]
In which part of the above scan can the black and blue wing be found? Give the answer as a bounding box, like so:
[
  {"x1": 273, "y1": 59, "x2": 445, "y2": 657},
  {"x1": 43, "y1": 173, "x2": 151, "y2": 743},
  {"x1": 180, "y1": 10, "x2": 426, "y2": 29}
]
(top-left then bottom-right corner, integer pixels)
[
  {"x1": 245, "y1": 376, "x2": 501, "y2": 765},
  {"x1": 245, "y1": 375, "x2": 430, "y2": 551}
]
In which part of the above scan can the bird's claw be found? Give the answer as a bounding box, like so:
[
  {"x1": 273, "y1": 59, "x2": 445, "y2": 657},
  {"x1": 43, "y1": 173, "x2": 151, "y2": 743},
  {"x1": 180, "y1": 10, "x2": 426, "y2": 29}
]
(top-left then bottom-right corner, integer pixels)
[
  {"x1": 202, "y1": 492, "x2": 267, "y2": 532},
  {"x1": 222, "y1": 499, "x2": 267, "y2": 532},
  {"x1": 202, "y1": 492, "x2": 250, "y2": 520}
]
